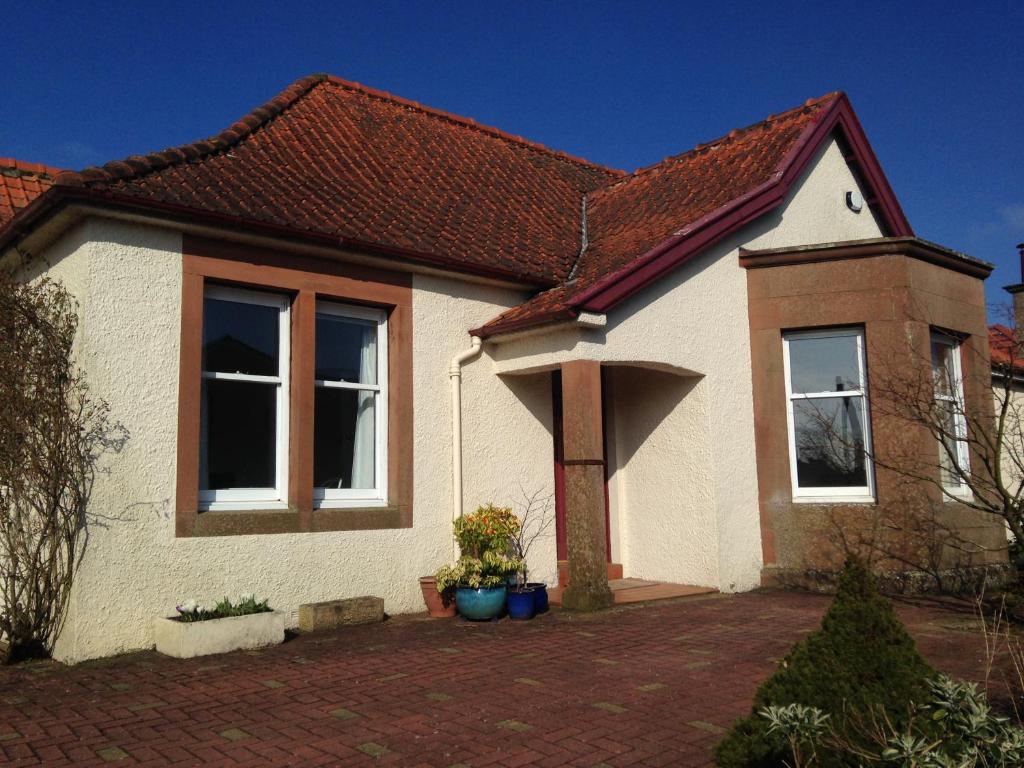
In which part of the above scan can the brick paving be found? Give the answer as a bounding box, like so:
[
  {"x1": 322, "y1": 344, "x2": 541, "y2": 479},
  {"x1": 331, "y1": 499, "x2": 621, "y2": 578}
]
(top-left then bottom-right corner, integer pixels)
[{"x1": 0, "y1": 591, "x2": 997, "y2": 767}]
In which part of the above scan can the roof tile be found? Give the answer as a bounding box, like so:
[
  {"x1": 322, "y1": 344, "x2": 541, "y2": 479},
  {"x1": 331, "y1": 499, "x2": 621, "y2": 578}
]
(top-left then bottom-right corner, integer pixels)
[{"x1": 0, "y1": 159, "x2": 61, "y2": 227}]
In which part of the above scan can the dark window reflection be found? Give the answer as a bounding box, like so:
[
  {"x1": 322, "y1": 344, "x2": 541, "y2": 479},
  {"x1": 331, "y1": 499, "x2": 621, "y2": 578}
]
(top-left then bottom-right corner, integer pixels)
[
  {"x1": 203, "y1": 297, "x2": 280, "y2": 376},
  {"x1": 314, "y1": 388, "x2": 376, "y2": 489},
  {"x1": 315, "y1": 314, "x2": 376, "y2": 383},
  {"x1": 201, "y1": 379, "x2": 277, "y2": 489},
  {"x1": 793, "y1": 398, "x2": 867, "y2": 488}
]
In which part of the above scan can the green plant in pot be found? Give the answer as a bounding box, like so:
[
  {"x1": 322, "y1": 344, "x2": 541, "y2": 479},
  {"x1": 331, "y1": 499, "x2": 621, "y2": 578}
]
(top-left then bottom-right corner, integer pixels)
[{"x1": 435, "y1": 504, "x2": 522, "y2": 620}]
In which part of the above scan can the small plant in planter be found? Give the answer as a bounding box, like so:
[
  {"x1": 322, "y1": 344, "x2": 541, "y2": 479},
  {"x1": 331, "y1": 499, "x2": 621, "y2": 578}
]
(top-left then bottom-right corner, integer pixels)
[
  {"x1": 155, "y1": 593, "x2": 285, "y2": 658},
  {"x1": 435, "y1": 504, "x2": 523, "y2": 620},
  {"x1": 174, "y1": 594, "x2": 272, "y2": 622}
]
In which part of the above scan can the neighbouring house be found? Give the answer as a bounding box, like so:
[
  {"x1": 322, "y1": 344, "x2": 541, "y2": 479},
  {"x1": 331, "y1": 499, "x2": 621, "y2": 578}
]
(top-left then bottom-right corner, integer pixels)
[{"x1": 0, "y1": 75, "x2": 1008, "y2": 662}]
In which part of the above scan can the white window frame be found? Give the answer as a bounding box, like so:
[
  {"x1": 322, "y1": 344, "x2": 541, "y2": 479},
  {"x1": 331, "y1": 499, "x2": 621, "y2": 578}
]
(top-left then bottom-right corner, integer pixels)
[
  {"x1": 313, "y1": 301, "x2": 389, "y2": 509},
  {"x1": 931, "y1": 330, "x2": 971, "y2": 499},
  {"x1": 782, "y1": 327, "x2": 876, "y2": 503},
  {"x1": 199, "y1": 285, "x2": 290, "y2": 511}
]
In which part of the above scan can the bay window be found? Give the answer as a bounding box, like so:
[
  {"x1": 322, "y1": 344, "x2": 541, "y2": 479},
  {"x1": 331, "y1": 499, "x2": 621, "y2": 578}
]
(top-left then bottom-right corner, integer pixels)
[{"x1": 783, "y1": 328, "x2": 874, "y2": 501}]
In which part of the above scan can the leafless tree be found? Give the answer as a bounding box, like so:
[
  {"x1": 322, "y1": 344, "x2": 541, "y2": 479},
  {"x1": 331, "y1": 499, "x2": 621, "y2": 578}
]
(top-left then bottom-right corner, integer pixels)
[
  {"x1": 803, "y1": 311, "x2": 1021, "y2": 591},
  {"x1": 0, "y1": 273, "x2": 127, "y2": 662},
  {"x1": 509, "y1": 486, "x2": 555, "y2": 588}
]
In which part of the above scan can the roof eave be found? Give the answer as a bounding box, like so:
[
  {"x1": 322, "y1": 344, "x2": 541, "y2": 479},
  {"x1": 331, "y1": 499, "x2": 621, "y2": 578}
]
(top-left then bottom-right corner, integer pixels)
[{"x1": 0, "y1": 185, "x2": 559, "y2": 288}]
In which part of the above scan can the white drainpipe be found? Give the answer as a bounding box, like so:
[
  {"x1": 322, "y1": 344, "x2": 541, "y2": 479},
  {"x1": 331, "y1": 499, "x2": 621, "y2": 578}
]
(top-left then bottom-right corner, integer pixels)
[{"x1": 450, "y1": 336, "x2": 483, "y2": 527}]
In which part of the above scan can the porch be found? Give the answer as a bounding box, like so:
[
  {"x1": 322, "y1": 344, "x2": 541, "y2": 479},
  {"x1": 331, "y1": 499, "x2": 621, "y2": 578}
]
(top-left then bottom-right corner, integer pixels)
[{"x1": 499, "y1": 356, "x2": 721, "y2": 607}]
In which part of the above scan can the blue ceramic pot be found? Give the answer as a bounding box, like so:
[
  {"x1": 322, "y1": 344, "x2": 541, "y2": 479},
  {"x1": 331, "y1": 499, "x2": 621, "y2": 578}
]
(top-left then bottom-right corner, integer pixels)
[
  {"x1": 455, "y1": 586, "x2": 507, "y2": 620},
  {"x1": 507, "y1": 588, "x2": 537, "y2": 620},
  {"x1": 527, "y1": 582, "x2": 549, "y2": 613}
]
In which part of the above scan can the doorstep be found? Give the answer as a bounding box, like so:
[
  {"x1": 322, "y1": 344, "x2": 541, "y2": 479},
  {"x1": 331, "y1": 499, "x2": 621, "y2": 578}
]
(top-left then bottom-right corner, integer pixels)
[{"x1": 548, "y1": 578, "x2": 718, "y2": 606}]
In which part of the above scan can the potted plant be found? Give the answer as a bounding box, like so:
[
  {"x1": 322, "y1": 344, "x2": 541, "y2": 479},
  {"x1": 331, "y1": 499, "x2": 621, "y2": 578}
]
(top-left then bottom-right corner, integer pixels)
[
  {"x1": 435, "y1": 504, "x2": 522, "y2": 621},
  {"x1": 154, "y1": 594, "x2": 285, "y2": 658},
  {"x1": 509, "y1": 488, "x2": 555, "y2": 616},
  {"x1": 418, "y1": 576, "x2": 456, "y2": 618}
]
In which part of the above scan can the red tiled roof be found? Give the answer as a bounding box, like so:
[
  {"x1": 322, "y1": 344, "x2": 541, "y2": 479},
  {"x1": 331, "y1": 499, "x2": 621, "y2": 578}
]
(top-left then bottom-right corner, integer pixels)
[
  {"x1": 53, "y1": 75, "x2": 621, "y2": 284},
  {"x1": 1, "y1": 76, "x2": 912, "y2": 337},
  {"x1": 476, "y1": 94, "x2": 847, "y2": 333},
  {"x1": 0, "y1": 159, "x2": 61, "y2": 227},
  {"x1": 990, "y1": 324, "x2": 1023, "y2": 373}
]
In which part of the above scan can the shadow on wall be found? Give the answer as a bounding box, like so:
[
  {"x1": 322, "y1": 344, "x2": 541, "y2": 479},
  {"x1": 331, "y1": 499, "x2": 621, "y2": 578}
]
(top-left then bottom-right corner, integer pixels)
[
  {"x1": 498, "y1": 369, "x2": 556, "y2": 440},
  {"x1": 605, "y1": 365, "x2": 703, "y2": 468}
]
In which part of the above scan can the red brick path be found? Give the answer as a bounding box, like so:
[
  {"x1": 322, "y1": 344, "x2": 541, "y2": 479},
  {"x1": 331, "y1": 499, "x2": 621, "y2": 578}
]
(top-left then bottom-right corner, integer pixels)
[{"x1": 0, "y1": 591, "x2": 993, "y2": 767}]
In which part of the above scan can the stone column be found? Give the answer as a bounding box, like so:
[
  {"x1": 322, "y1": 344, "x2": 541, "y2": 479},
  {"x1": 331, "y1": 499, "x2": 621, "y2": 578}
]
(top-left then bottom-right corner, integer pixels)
[{"x1": 560, "y1": 360, "x2": 614, "y2": 611}]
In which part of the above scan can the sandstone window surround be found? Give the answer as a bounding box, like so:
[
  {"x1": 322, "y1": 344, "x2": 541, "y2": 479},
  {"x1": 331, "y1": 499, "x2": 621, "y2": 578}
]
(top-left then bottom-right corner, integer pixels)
[
  {"x1": 175, "y1": 235, "x2": 413, "y2": 538},
  {"x1": 782, "y1": 327, "x2": 876, "y2": 503}
]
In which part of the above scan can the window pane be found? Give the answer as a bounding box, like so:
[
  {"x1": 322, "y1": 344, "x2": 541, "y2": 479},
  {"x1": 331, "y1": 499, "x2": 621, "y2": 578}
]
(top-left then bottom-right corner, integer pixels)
[
  {"x1": 316, "y1": 313, "x2": 377, "y2": 384},
  {"x1": 788, "y1": 334, "x2": 861, "y2": 394},
  {"x1": 931, "y1": 337, "x2": 957, "y2": 399},
  {"x1": 203, "y1": 296, "x2": 280, "y2": 376},
  {"x1": 314, "y1": 388, "x2": 376, "y2": 489},
  {"x1": 793, "y1": 397, "x2": 868, "y2": 488},
  {"x1": 201, "y1": 379, "x2": 277, "y2": 490},
  {"x1": 936, "y1": 399, "x2": 963, "y2": 486}
]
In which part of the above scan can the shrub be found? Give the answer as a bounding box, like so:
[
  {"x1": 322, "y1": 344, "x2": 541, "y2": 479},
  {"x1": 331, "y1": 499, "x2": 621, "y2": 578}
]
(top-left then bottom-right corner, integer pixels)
[
  {"x1": 758, "y1": 675, "x2": 1024, "y2": 767},
  {"x1": 454, "y1": 503, "x2": 520, "y2": 558},
  {"x1": 435, "y1": 504, "x2": 523, "y2": 591},
  {"x1": 714, "y1": 558, "x2": 935, "y2": 767}
]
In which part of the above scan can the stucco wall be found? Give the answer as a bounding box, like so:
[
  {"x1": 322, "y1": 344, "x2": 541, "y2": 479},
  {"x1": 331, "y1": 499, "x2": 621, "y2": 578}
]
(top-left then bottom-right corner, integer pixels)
[
  {"x1": 996, "y1": 379, "x2": 1024, "y2": 497},
  {"x1": 32, "y1": 219, "x2": 553, "y2": 663},
  {"x1": 490, "y1": 137, "x2": 884, "y2": 592}
]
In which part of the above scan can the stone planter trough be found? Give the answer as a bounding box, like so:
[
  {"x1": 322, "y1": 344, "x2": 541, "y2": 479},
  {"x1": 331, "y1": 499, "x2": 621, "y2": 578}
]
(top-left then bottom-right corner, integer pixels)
[{"x1": 154, "y1": 610, "x2": 287, "y2": 658}]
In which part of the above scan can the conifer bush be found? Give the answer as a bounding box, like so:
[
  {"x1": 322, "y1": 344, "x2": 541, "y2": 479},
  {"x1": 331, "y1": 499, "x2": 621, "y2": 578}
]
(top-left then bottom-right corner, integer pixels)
[{"x1": 714, "y1": 559, "x2": 935, "y2": 767}]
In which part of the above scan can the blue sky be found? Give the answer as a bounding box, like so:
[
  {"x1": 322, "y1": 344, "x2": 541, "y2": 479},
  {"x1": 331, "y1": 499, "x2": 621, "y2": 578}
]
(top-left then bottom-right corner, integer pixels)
[{"x1": 3, "y1": 1, "x2": 1021, "y2": 307}]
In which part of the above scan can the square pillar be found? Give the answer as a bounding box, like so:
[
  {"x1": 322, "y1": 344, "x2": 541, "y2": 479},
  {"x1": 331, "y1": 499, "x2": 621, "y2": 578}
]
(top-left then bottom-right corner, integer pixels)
[{"x1": 560, "y1": 360, "x2": 614, "y2": 611}]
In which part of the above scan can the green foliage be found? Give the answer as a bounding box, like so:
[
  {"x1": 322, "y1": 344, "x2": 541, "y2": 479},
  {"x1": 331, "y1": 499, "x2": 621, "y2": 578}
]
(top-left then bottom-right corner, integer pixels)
[
  {"x1": 453, "y1": 503, "x2": 521, "y2": 558},
  {"x1": 435, "y1": 551, "x2": 521, "y2": 591},
  {"x1": 758, "y1": 676, "x2": 1024, "y2": 767},
  {"x1": 175, "y1": 594, "x2": 271, "y2": 623},
  {"x1": 715, "y1": 559, "x2": 936, "y2": 767},
  {"x1": 436, "y1": 504, "x2": 523, "y2": 590}
]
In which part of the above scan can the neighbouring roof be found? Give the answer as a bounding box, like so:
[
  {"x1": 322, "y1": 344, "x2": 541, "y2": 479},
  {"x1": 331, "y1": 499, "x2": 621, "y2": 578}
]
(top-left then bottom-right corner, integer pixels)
[
  {"x1": 0, "y1": 159, "x2": 61, "y2": 227},
  {"x1": 1, "y1": 75, "x2": 914, "y2": 333},
  {"x1": 990, "y1": 324, "x2": 1023, "y2": 374}
]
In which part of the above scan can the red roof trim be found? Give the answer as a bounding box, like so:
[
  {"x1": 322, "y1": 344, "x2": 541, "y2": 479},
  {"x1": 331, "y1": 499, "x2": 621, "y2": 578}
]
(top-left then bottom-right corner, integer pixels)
[{"x1": 567, "y1": 94, "x2": 912, "y2": 316}]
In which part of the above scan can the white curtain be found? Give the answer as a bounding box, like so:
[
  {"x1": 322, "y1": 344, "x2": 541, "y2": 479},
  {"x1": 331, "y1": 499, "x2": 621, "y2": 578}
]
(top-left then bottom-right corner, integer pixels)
[{"x1": 350, "y1": 324, "x2": 376, "y2": 489}]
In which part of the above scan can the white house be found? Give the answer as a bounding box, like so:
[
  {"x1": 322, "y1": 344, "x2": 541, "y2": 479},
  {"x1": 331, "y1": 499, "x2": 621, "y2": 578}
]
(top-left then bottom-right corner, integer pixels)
[{"x1": 0, "y1": 75, "x2": 1005, "y2": 662}]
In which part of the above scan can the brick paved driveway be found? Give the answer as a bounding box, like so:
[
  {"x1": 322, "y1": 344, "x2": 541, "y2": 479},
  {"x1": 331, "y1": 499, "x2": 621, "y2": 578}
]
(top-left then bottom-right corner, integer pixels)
[{"x1": 0, "y1": 591, "x2": 994, "y2": 767}]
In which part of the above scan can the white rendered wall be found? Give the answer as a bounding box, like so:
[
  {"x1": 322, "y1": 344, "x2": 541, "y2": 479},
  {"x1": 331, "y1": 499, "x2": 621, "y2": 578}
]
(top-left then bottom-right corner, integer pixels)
[
  {"x1": 490, "y1": 137, "x2": 884, "y2": 592},
  {"x1": 33, "y1": 219, "x2": 553, "y2": 663}
]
